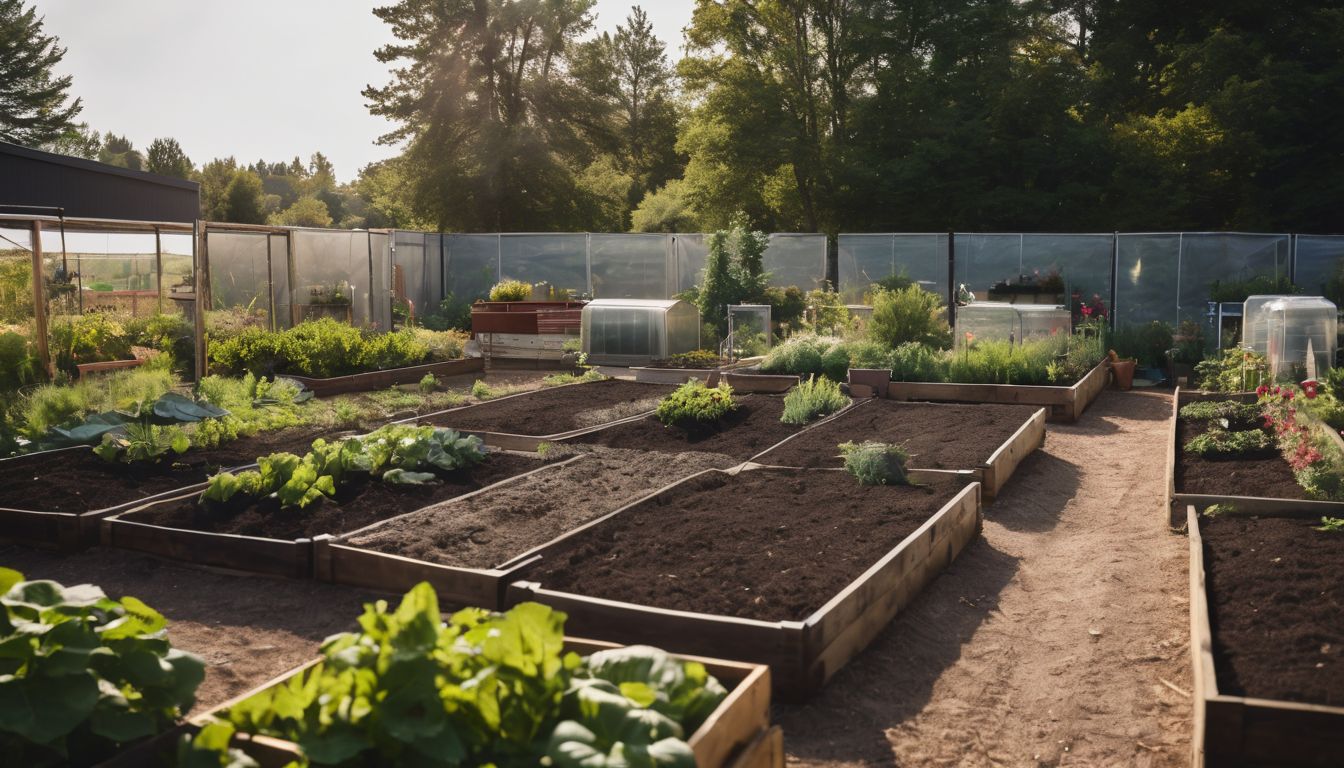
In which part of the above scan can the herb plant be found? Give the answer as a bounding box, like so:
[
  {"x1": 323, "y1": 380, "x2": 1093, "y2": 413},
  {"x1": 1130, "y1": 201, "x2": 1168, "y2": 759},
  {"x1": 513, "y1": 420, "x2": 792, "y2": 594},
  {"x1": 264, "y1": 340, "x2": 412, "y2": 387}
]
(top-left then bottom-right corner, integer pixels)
[
  {"x1": 1184, "y1": 428, "x2": 1274, "y2": 458},
  {"x1": 488, "y1": 279, "x2": 533, "y2": 301},
  {"x1": 0, "y1": 567, "x2": 204, "y2": 767},
  {"x1": 781, "y1": 375, "x2": 849, "y2": 425},
  {"x1": 1315, "y1": 517, "x2": 1344, "y2": 532},
  {"x1": 655, "y1": 381, "x2": 737, "y2": 426},
  {"x1": 840, "y1": 441, "x2": 911, "y2": 485},
  {"x1": 1178, "y1": 400, "x2": 1262, "y2": 431}
]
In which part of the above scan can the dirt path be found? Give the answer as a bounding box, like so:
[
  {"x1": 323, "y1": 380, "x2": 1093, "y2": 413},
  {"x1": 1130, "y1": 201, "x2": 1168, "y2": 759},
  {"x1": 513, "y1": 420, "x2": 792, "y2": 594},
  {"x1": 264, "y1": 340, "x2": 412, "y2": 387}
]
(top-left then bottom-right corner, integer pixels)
[{"x1": 777, "y1": 391, "x2": 1192, "y2": 767}]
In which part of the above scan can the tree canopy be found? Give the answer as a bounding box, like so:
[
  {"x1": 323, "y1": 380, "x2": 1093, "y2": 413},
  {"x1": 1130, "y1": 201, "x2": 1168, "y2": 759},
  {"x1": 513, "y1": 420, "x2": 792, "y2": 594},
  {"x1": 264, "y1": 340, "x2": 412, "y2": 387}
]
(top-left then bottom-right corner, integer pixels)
[{"x1": 0, "y1": 0, "x2": 81, "y2": 146}]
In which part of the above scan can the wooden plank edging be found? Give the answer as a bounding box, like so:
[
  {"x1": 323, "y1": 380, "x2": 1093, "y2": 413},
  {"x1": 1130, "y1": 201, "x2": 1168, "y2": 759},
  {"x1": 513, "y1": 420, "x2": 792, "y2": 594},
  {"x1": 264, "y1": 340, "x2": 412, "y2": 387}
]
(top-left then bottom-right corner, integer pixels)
[{"x1": 885, "y1": 359, "x2": 1110, "y2": 422}]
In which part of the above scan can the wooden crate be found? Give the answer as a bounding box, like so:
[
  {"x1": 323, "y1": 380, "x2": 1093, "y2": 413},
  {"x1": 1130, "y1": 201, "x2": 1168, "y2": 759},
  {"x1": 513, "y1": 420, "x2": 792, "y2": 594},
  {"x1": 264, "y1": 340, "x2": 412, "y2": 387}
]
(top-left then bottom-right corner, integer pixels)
[
  {"x1": 1166, "y1": 388, "x2": 1344, "y2": 522},
  {"x1": 1187, "y1": 505, "x2": 1344, "y2": 767},
  {"x1": 884, "y1": 358, "x2": 1111, "y2": 422},
  {"x1": 287, "y1": 358, "x2": 484, "y2": 397},
  {"x1": 312, "y1": 456, "x2": 591, "y2": 609},
  {"x1": 749, "y1": 400, "x2": 1046, "y2": 501},
  {"x1": 504, "y1": 467, "x2": 982, "y2": 697},
  {"x1": 182, "y1": 639, "x2": 777, "y2": 768}
]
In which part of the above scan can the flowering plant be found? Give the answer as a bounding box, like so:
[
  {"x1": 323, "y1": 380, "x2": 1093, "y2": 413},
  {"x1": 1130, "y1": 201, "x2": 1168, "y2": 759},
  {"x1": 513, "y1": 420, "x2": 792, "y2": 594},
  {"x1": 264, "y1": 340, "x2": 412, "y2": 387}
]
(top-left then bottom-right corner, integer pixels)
[{"x1": 1257, "y1": 382, "x2": 1344, "y2": 496}]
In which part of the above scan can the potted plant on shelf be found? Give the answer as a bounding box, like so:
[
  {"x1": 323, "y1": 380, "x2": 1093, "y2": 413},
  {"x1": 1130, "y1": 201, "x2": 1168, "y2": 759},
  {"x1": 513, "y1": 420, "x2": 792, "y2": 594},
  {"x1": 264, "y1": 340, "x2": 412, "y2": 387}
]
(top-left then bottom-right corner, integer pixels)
[{"x1": 1109, "y1": 349, "x2": 1136, "y2": 390}]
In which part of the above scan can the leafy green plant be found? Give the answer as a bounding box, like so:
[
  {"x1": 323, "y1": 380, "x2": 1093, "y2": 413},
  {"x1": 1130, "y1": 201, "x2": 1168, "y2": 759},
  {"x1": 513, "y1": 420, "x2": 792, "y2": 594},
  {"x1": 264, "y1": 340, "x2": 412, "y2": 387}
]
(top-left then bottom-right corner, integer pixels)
[
  {"x1": 471, "y1": 379, "x2": 495, "y2": 399},
  {"x1": 93, "y1": 421, "x2": 190, "y2": 464},
  {"x1": 1110, "y1": 321, "x2": 1174, "y2": 369},
  {"x1": 658, "y1": 350, "x2": 723, "y2": 368},
  {"x1": 1208, "y1": 274, "x2": 1298, "y2": 304},
  {"x1": 543, "y1": 369, "x2": 605, "y2": 386},
  {"x1": 215, "y1": 584, "x2": 723, "y2": 767},
  {"x1": 888, "y1": 341, "x2": 945, "y2": 382},
  {"x1": 209, "y1": 318, "x2": 431, "y2": 378},
  {"x1": 1195, "y1": 347, "x2": 1269, "y2": 392},
  {"x1": 1178, "y1": 400, "x2": 1262, "y2": 431},
  {"x1": 868, "y1": 285, "x2": 952, "y2": 350},
  {"x1": 655, "y1": 380, "x2": 737, "y2": 426},
  {"x1": 839, "y1": 441, "x2": 911, "y2": 485},
  {"x1": 1315, "y1": 517, "x2": 1344, "y2": 532},
  {"x1": 0, "y1": 331, "x2": 41, "y2": 391},
  {"x1": 488, "y1": 279, "x2": 533, "y2": 301},
  {"x1": 1184, "y1": 428, "x2": 1274, "y2": 458},
  {"x1": 0, "y1": 567, "x2": 205, "y2": 766},
  {"x1": 759, "y1": 334, "x2": 834, "y2": 379},
  {"x1": 781, "y1": 375, "x2": 849, "y2": 425},
  {"x1": 419, "y1": 372, "x2": 437, "y2": 394}
]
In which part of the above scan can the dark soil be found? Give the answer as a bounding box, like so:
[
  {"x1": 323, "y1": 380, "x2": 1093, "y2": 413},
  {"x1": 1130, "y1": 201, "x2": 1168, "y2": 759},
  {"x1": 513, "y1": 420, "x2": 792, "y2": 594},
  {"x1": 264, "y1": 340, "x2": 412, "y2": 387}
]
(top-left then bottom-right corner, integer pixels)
[
  {"x1": 0, "y1": 425, "x2": 345, "y2": 514},
  {"x1": 1176, "y1": 416, "x2": 1305, "y2": 499},
  {"x1": 519, "y1": 469, "x2": 967, "y2": 622},
  {"x1": 758, "y1": 401, "x2": 1040, "y2": 469},
  {"x1": 349, "y1": 446, "x2": 739, "y2": 569},
  {"x1": 1202, "y1": 514, "x2": 1344, "y2": 706},
  {"x1": 422, "y1": 379, "x2": 674, "y2": 436},
  {"x1": 122, "y1": 453, "x2": 541, "y2": 540},
  {"x1": 565, "y1": 394, "x2": 811, "y2": 459}
]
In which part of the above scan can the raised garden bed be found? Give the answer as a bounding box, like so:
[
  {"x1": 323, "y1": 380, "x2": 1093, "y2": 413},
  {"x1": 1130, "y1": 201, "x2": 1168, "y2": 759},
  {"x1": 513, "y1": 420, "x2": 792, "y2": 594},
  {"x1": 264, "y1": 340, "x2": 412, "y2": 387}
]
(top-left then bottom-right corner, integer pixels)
[
  {"x1": 287, "y1": 357, "x2": 483, "y2": 397},
  {"x1": 752, "y1": 400, "x2": 1045, "y2": 500},
  {"x1": 177, "y1": 638, "x2": 776, "y2": 768},
  {"x1": 100, "y1": 451, "x2": 544, "y2": 579},
  {"x1": 882, "y1": 357, "x2": 1111, "y2": 422},
  {"x1": 411, "y1": 379, "x2": 676, "y2": 450},
  {"x1": 564, "y1": 393, "x2": 831, "y2": 460},
  {"x1": 0, "y1": 425, "x2": 342, "y2": 551},
  {"x1": 505, "y1": 466, "x2": 982, "y2": 696},
  {"x1": 1166, "y1": 389, "x2": 1344, "y2": 521},
  {"x1": 316, "y1": 447, "x2": 742, "y2": 606},
  {"x1": 1187, "y1": 505, "x2": 1344, "y2": 766},
  {"x1": 628, "y1": 357, "x2": 759, "y2": 385},
  {"x1": 470, "y1": 300, "x2": 586, "y2": 335}
]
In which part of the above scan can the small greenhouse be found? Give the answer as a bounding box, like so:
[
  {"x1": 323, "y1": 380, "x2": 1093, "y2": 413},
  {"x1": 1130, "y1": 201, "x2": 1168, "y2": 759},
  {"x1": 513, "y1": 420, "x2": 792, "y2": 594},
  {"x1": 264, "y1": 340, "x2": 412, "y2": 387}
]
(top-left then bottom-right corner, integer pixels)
[
  {"x1": 955, "y1": 302, "x2": 1071, "y2": 345},
  {"x1": 581, "y1": 298, "x2": 701, "y2": 366},
  {"x1": 1243, "y1": 295, "x2": 1337, "y2": 378}
]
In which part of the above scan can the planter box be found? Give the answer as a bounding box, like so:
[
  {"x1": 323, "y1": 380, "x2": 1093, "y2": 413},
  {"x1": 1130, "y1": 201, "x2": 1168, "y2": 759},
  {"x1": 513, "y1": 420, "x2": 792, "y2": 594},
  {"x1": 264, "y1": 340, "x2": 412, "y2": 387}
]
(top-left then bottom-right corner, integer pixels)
[
  {"x1": 185, "y1": 639, "x2": 777, "y2": 768},
  {"x1": 287, "y1": 358, "x2": 483, "y2": 397},
  {"x1": 311, "y1": 456, "x2": 588, "y2": 608},
  {"x1": 475, "y1": 331, "x2": 572, "y2": 361},
  {"x1": 749, "y1": 400, "x2": 1046, "y2": 500},
  {"x1": 628, "y1": 357, "x2": 759, "y2": 385},
  {"x1": 883, "y1": 358, "x2": 1111, "y2": 422},
  {"x1": 0, "y1": 446, "x2": 217, "y2": 552},
  {"x1": 1165, "y1": 388, "x2": 1344, "y2": 524},
  {"x1": 1187, "y1": 505, "x2": 1344, "y2": 767},
  {"x1": 504, "y1": 467, "x2": 982, "y2": 697},
  {"x1": 471, "y1": 301, "x2": 586, "y2": 335}
]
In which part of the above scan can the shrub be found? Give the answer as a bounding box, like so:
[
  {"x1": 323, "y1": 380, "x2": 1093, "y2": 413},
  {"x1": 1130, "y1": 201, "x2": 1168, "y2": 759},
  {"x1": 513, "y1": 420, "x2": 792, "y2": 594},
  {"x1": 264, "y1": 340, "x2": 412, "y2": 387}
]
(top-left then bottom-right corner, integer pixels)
[
  {"x1": 759, "y1": 334, "x2": 833, "y2": 379},
  {"x1": 1195, "y1": 347, "x2": 1269, "y2": 392},
  {"x1": 0, "y1": 567, "x2": 204, "y2": 765},
  {"x1": 840, "y1": 441, "x2": 911, "y2": 485},
  {"x1": 655, "y1": 380, "x2": 737, "y2": 426},
  {"x1": 805, "y1": 288, "x2": 852, "y2": 334},
  {"x1": 49, "y1": 313, "x2": 133, "y2": 375},
  {"x1": 890, "y1": 342, "x2": 947, "y2": 382},
  {"x1": 488, "y1": 279, "x2": 532, "y2": 301},
  {"x1": 1111, "y1": 321, "x2": 1174, "y2": 369},
  {"x1": 410, "y1": 327, "x2": 467, "y2": 361},
  {"x1": 0, "y1": 331, "x2": 41, "y2": 391},
  {"x1": 661, "y1": 350, "x2": 723, "y2": 368},
  {"x1": 209, "y1": 318, "x2": 432, "y2": 378},
  {"x1": 949, "y1": 338, "x2": 1058, "y2": 385},
  {"x1": 868, "y1": 286, "x2": 951, "y2": 349},
  {"x1": 781, "y1": 376, "x2": 849, "y2": 425},
  {"x1": 471, "y1": 379, "x2": 495, "y2": 399},
  {"x1": 844, "y1": 340, "x2": 896, "y2": 373},
  {"x1": 1184, "y1": 428, "x2": 1274, "y2": 457},
  {"x1": 419, "y1": 373, "x2": 437, "y2": 394}
]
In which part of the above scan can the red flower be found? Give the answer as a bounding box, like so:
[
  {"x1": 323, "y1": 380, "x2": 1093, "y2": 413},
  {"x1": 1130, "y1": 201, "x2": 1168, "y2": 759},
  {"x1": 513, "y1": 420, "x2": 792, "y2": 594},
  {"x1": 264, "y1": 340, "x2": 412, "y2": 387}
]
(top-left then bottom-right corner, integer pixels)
[
  {"x1": 1081, "y1": 306, "x2": 1093, "y2": 317},
  {"x1": 1301, "y1": 380, "x2": 1320, "y2": 399},
  {"x1": 965, "y1": 331, "x2": 974, "y2": 342},
  {"x1": 1256, "y1": 384, "x2": 1269, "y2": 397}
]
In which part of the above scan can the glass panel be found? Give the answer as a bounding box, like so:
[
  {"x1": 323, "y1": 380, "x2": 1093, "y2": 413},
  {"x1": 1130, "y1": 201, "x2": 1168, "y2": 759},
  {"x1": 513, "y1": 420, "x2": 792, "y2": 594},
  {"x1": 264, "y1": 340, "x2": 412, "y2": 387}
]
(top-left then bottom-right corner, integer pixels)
[
  {"x1": 954, "y1": 233, "x2": 1111, "y2": 317},
  {"x1": 160, "y1": 232, "x2": 197, "y2": 325},
  {"x1": 49, "y1": 230, "x2": 162, "y2": 318},
  {"x1": 291, "y1": 230, "x2": 370, "y2": 326},
  {"x1": 1295, "y1": 235, "x2": 1344, "y2": 298},
  {"x1": 499, "y1": 234, "x2": 588, "y2": 298},
  {"x1": 1115, "y1": 234, "x2": 1181, "y2": 328},
  {"x1": 0, "y1": 225, "x2": 42, "y2": 390},
  {"x1": 727, "y1": 304, "x2": 771, "y2": 355},
  {"x1": 837, "y1": 233, "x2": 949, "y2": 304},
  {"x1": 369, "y1": 231, "x2": 392, "y2": 330},
  {"x1": 445, "y1": 234, "x2": 498, "y2": 307},
  {"x1": 673, "y1": 234, "x2": 707, "y2": 295},
  {"x1": 590, "y1": 233, "x2": 668, "y2": 299},
  {"x1": 269, "y1": 234, "x2": 291, "y2": 329},
  {"x1": 393, "y1": 231, "x2": 425, "y2": 327},
  {"x1": 206, "y1": 231, "x2": 269, "y2": 319},
  {"x1": 764, "y1": 234, "x2": 825, "y2": 290},
  {"x1": 1178, "y1": 234, "x2": 1290, "y2": 335}
]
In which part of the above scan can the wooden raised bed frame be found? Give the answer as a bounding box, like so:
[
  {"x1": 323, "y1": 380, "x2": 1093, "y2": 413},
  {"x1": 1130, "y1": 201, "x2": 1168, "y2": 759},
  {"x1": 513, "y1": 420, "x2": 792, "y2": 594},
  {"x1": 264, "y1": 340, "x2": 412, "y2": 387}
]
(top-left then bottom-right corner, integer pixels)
[
  {"x1": 0, "y1": 446, "x2": 234, "y2": 552},
  {"x1": 1165, "y1": 388, "x2": 1344, "y2": 525},
  {"x1": 883, "y1": 357, "x2": 1111, "y2": 422},
  {"x1": 182, "y1": 638, "x2": 779, "y2": 768},
  {"x1": 287, "y1": 357, "x2": 483, "y2": 397},
  {"x1": 504, "y1": 466, "x2": 982, "y2": 697},
  {"x1": 1186, "y1": 505, "x2": 1344, "y2": 767},
  {"x1": 749, "y1": 400, "x2": 1046, "y2": 501}
]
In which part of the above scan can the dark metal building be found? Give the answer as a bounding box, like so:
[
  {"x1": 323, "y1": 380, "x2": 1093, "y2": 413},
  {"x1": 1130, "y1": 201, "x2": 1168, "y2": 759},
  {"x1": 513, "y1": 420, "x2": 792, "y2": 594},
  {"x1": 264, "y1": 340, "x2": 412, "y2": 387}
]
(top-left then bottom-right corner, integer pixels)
[{"x1": 0, "y1": 140, "x2": 199, "y2": 223}]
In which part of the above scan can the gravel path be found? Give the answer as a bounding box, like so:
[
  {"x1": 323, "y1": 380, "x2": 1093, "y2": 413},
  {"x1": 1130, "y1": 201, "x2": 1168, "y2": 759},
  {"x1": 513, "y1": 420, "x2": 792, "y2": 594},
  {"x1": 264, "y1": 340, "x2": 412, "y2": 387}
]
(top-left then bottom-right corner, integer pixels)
[{"x1": 776, "y1": 390, "x2": 1192, "y2": 767}]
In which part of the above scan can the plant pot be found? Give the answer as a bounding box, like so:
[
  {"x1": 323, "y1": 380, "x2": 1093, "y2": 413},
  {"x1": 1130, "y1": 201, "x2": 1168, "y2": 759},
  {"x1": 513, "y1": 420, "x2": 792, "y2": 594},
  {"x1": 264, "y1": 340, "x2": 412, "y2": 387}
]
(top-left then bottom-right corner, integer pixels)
[{"x1": 1111, "y1": 359, "x2": 1136, "y2": 390}]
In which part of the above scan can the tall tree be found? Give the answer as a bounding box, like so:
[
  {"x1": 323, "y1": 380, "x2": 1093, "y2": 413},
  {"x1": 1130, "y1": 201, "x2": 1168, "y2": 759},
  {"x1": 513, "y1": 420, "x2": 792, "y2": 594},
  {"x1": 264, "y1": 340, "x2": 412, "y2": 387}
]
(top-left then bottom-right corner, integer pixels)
[
  {"x1": 0, "y1": 0, "x2": 81, "y2": 146},
  {"x1": 145, "y1": 137, "x2": 193, "y2": 178},
  {"x1": 98, "y1": 134, "x2": 144, "y2": 171},
  {"x1": 365, "y1": 0, "x2": 607, "y2": 231}
]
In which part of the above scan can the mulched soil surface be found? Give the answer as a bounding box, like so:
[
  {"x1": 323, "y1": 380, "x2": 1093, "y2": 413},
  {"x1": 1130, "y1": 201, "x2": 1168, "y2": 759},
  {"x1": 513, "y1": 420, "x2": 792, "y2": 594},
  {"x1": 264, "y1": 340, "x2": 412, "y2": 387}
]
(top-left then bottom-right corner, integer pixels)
[
  {"x1": 122, "y1": 452, "x2": 542, "y2": 540},
  {"x1": 0, "y1": 425, "x2": 345, "y2": 514},
  {"x1": 758, "y1": 400, "x2": 1040, "y2": 469},
  {"x1": 1176, "y1": 415, "x2": 1304, "y2": 499},
  {"x1": 349, "y1": 446, "x2": 740, "y2": 569},
  {"x1": 1201, "y1": 514, "x2": 1344, "y2": 706},
  {"x1": 519, "y1": 469, "x2": 967, "y2": 622},
  {"x1": 421, "y1": 380, "x2": 675, "y2": 436},
  {"x1": 565, "y1": 394, "x2": 810, "y2": 459}
]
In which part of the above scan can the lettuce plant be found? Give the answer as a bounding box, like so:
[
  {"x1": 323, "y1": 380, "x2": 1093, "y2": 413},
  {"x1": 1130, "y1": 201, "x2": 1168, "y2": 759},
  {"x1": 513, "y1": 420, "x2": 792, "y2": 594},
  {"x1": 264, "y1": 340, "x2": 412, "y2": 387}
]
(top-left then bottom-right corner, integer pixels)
[{"x1": 655, "y1": 381, "x2": 736, "y2": 426}]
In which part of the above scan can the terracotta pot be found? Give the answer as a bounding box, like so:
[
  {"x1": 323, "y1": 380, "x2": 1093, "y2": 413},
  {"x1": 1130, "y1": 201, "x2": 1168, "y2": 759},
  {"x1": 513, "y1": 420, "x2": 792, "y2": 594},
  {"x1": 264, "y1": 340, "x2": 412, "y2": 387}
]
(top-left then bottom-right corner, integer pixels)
[{"x1": 1111, "y1": 359, "x2": 1136, "y2": 390}]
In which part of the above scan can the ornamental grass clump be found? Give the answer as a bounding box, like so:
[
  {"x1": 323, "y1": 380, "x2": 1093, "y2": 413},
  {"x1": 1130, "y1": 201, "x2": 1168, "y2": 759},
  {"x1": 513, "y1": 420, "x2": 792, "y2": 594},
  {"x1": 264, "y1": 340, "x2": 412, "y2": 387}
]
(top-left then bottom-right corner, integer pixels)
[
  {"x1": 781, "y1": 375, "x2": 849, "y2": 425},
  {"x1": 840, "y1": 441, "x2": 911, "y2": 485},
  {"x1": 655, "y1": 380, "x2": 737, "y2": 426}
]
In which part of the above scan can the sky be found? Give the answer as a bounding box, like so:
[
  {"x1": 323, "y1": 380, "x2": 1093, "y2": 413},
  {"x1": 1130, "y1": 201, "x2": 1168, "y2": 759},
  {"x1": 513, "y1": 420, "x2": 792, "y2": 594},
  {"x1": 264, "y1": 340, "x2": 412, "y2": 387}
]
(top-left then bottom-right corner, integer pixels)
[{"x1": 31, "y1": 1, "x2": 695, "y2": 183}]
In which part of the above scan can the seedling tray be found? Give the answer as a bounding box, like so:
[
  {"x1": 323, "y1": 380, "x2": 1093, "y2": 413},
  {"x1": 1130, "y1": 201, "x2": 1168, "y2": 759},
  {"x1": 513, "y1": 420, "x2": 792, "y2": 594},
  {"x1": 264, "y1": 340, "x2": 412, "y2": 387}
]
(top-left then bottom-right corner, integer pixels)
[
  {"x1": 406, "y1": 379, "x2": 676, "y2": 451},
  {"x1": 179, "y1": 638, "x2": 778, "y2": 768},
  {"x1": 751, "y1": 399, "x2": 1045, "y2": 500},
  {"x1": 883, "y1": 357, "x2": 1110, "y2": 422},
  {"x1": 1186, "y1": 505, "x2": 1344, "y2": 766},
  {"x1": 1166, "y1": 389, "x2": 1344, "y2": 524},
  {"x1": 504, "y1": 466, "x2": 982, "y2": 697}
]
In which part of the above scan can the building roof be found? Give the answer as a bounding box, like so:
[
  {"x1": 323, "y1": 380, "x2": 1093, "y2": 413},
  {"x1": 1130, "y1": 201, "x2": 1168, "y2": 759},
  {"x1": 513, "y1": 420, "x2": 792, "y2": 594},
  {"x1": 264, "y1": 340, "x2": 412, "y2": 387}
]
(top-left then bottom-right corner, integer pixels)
[{"x1": 0, "y1": 140, "x2": 200, "y2": 223}]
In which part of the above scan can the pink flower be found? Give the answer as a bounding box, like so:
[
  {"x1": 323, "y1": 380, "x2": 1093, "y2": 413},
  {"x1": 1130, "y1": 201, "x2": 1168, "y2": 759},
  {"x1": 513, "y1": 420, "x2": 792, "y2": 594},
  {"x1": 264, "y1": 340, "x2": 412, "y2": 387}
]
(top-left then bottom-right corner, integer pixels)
[
  {"x1": 1301, "y1": 380, "x2": 1320, "y2": 399},
  {"x1": 1256, "y1": 384, "x2": 1269, "y2": 397},
  {"x1": 1081, "y1": 306, "x2": 1093, "y2": 317}
]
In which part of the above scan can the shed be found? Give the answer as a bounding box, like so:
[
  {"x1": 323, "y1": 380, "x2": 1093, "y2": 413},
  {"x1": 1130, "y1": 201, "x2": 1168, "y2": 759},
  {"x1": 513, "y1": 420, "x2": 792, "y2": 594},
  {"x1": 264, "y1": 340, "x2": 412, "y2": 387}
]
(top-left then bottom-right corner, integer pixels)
[
  {"x1": 581, "y1": 298, "x2": 701, "y2": 366},
  {"x1": 0, "y1": 140, "x2": 199, "y2": 223}
]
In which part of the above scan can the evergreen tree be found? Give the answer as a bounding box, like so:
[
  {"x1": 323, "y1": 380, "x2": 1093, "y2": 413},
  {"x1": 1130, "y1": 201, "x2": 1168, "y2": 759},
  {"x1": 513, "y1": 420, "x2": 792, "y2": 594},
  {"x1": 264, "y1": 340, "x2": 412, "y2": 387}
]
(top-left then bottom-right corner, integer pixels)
[
  {"x1": 0, "y1": 0, "x2": 81, "y2": 146},
  {"x1": 146, "y1": 137, "x2": 193, "y2": 178}
]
